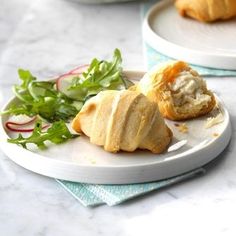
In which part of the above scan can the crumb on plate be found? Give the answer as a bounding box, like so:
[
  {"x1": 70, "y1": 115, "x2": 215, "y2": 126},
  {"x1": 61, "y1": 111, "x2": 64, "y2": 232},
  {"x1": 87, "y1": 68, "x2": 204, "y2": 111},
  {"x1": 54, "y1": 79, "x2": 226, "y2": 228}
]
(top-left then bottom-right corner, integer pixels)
[{"x1": 175, "y1": 123, "x2": 188, "y2": 133}]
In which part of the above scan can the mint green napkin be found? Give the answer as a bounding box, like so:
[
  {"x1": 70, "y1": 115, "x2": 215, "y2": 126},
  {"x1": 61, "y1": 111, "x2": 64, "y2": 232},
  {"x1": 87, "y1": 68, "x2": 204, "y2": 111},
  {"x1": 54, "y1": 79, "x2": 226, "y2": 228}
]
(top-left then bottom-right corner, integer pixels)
[
  {"x1": 141, "y1": 1, "x2": 236, "y2": 76},
  {"x1": 57, "y1": 168, "x2": 205, "y2": 207}
]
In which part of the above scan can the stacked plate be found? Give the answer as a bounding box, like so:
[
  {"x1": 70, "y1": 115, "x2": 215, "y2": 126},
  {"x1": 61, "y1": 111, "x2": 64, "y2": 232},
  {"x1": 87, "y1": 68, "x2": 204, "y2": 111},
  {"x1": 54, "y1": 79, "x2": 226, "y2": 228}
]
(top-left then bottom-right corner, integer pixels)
[{"x1": 143, "y1": 0, "x2": 236, "y2": 69}]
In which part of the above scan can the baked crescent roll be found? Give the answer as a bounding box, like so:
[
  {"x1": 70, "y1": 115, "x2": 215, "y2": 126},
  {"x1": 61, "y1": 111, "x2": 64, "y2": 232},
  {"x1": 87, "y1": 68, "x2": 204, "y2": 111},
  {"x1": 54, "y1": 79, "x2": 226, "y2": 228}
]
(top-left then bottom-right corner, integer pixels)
[
  {"x1": 72, "y1": 90, "x2": 172, "y2": 153},
  {"x1": 175, "y1": 0, "x2": 236, "y2": 22},
  {"x1": 136, "y1": 61, "x2": 215, "y2": 121}
]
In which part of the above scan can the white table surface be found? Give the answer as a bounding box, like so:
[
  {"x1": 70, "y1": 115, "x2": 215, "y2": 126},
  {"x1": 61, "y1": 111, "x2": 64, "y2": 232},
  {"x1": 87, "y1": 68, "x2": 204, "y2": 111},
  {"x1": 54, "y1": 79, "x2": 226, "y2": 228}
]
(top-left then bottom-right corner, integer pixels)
[{"x1": 0, "y1": 0, "x2": 235, "y2": 235}]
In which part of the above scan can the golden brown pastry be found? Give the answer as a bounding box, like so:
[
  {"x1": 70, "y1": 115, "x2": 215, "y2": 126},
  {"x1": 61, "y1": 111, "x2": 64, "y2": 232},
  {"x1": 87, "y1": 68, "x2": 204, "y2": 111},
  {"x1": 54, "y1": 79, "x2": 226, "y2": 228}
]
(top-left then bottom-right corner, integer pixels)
[
  {"x1": 135, "y1": 61, "x2": 215, "y2": 121},
  {"x1": 72, "y1": 90, "x2": 172, "y2": 153},
  {"x1": 175, "y1": 0, "x2": 236, "y2": 22}
]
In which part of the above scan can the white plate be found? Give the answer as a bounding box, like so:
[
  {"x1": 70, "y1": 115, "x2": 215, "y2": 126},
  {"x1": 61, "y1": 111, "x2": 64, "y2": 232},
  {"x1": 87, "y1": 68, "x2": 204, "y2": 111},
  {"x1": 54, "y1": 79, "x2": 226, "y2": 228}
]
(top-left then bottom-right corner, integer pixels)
[
  {"x1": 143, "y1": 0, "x2": 236, "y2": 70},
  {"x1": 0, "y1": 71, "x2": 232, "y2": 184}
]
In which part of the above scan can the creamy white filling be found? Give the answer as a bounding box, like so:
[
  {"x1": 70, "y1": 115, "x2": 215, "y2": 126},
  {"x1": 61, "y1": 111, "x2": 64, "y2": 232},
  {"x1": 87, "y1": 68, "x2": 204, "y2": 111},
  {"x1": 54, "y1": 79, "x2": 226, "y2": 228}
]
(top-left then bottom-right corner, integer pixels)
[{"x1": 169, "y1": 71, "x2": 211, "y2": 107}]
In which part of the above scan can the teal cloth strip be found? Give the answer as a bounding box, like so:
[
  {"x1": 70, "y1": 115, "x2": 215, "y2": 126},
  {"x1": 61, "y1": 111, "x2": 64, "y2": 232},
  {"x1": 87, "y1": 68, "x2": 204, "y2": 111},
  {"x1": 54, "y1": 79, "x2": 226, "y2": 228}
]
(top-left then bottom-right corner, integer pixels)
[
  {"x1": 56, "y1": 179, "x2": 104, "y2": 207},
  {"x1": 57, "y1": 168, "x2": 205, "y2": 207},
  {"x1": 141, "y1": 1, "x2": 236, "y2": 76}
]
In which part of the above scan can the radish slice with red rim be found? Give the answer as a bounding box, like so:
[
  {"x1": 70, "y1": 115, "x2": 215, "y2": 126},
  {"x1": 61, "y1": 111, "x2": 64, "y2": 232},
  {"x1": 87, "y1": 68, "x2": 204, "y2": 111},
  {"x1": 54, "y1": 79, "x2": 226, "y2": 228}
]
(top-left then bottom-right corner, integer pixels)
[
  {"x1": 68, "y1": 64, "x2": 89, "y2": 74},
  {"x1": 56, "y1": 65, "x2": 88, "y2": 93},
  {"x1": 56, "y1": 73, "x2": 82, "y2": 99},
  {"x1": 56, "y1": 73, "x2": 80, "y2": 91},
  {"x1": 5, "y1": 115, "x2": 50, "y2": 132},
  {"x1": 56, "y1": 64, "x2": 89, "y2": 90},
  {"x1": 5, "y1": 123, "x2": 50, "y2": 133},
  {"x1": 6, "y1": 115, "x2": 37, "y2": 125}
]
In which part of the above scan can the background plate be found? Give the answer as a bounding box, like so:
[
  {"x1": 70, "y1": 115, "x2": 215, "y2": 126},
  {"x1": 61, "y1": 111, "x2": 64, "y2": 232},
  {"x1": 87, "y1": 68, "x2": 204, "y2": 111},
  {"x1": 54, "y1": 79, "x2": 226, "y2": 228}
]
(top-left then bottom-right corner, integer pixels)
[
  {"x1": 143, "y1": 0, "x2": 236, "y2": 70},
  {"x1": 0, "y1": 71, "x2": 232, "y2": 184}
]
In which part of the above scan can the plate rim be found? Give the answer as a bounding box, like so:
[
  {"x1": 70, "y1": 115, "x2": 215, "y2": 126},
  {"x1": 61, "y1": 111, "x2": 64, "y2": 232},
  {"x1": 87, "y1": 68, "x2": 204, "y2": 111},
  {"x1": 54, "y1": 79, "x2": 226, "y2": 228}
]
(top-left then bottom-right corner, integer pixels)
[{"x1": 143, "y1": 0, "x2": 236, "y2": 70}]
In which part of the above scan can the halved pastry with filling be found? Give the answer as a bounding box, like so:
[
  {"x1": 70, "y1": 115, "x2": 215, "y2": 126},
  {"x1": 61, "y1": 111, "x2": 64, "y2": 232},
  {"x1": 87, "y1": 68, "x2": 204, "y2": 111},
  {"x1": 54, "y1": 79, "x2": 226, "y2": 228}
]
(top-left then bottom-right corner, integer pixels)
[
  {"x1": 136, "y1": 61, "x2": 215, "y2": 121},
  {"x1": 72, "y1": 90, "x2": 172, "y2": 153}
]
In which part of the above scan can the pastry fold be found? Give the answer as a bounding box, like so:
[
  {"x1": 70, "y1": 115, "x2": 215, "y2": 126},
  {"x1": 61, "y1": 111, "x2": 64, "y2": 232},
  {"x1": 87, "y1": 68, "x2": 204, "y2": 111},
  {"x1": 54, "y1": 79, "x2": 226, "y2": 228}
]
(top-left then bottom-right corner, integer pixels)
[
  {"x1": 72, "y1": 90, "x2": 172, "y2": 153},
  {"x1": 135, "y1": 61, "x2": 215, "y2": 121},
  {"x1": 175, "y1": 0, "x2": 236, "y2": 22}
]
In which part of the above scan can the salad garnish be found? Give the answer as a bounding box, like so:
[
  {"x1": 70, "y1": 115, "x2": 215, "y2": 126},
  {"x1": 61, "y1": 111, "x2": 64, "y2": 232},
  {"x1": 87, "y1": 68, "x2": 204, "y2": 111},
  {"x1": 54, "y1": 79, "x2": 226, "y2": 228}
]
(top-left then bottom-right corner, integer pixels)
[
  {"x1": 8, "y1": 120, "x2": 77, "y2": 149},
  {"x1": 1, "y1": 49, "x2": 133, "y2": 149}
]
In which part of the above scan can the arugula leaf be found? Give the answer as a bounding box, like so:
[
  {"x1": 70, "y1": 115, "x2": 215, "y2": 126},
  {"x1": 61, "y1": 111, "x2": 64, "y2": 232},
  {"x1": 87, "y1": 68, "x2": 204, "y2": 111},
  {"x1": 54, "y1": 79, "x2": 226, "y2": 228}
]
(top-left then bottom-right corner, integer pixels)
[
  {"x1": 8, "y1": 120, "x2": 78, "y2": 149},
  {"x1": 13, "y1": 69, "x2": 36, "y2": 103},
  {"x1": 69, "y1": 49, "x2": 133, "y2": 101},
  {"x1": 3, "y1": 71, "x2": 79, "y2": 122},
  {"x1": 1, "y1": 49, "x2": 134, "y2": 150},
  {"x1": 2, "y1": 49, "x2": 133, "y2": 122},
  {"x1": 18, "y1": 69, "x2": 36, "y2": 89}
]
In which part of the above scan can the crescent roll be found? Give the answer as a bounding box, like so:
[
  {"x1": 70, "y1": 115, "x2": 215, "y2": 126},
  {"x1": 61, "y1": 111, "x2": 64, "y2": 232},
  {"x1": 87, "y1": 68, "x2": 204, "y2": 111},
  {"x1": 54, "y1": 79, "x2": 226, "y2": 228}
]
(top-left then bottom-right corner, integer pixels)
[
  {"x1": 175, "y1": 0, "x2": 236, "y2": 22},
  {"x1": 136, "y1": 61, "x2": 215, "y2": 121},
  {"x1": 72, "y1": 90, "x2": 172, "y2": 153}
]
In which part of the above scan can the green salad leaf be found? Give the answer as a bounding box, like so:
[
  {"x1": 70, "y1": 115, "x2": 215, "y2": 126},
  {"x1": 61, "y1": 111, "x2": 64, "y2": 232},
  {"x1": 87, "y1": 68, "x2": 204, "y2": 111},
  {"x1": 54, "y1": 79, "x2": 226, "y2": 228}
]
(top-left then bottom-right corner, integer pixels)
[
  {"x1": 69, "y1": 48, "x2": 133, "y2": 101},
  {"x1": 2, "y1": 49, "x2": 134, "y2": 150},
  {"x1": 2, "y1": 49, "x2": 133, "y2": 121},
  {"x1": 8, "y1": 120, "x2": 78, "y2": 149},
  {"x1": 3, "y1": 69, "x2": 78, "y2": 122}
]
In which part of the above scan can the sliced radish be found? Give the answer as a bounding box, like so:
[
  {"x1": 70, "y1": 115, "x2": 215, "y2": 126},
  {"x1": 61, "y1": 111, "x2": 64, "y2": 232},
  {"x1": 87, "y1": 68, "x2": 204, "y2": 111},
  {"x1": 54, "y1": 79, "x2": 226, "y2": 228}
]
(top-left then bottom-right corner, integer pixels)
[
  {"x1": 6, "y1": 115, "x2": 37, "y2": 125},
  {"x1": 68, "y1": 64, "x2": 89, "y2": 74},
  {"x1": 56, "y1": 65, "x2": 89, "y2": 91},
  {"x1": 5, "y1": 116, "x2": 49, "y2": 132},
  {"x1": 56, "y1": 73, "x2": 83, "y2": 100},
  {"x1": 5, "y1": 123, "x2": 50, "y2": 132},
  {"x1": 56, "y1": 73, "x2": 80, "y2": 92}
]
